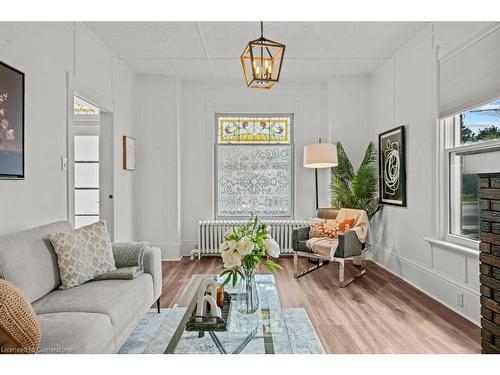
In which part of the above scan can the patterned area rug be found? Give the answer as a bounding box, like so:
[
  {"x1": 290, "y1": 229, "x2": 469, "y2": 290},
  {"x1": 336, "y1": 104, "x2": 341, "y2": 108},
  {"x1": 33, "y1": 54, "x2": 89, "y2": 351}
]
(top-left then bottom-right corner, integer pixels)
[{"x1": 119, "y1": 308, "x2": 325, "y2": 354}]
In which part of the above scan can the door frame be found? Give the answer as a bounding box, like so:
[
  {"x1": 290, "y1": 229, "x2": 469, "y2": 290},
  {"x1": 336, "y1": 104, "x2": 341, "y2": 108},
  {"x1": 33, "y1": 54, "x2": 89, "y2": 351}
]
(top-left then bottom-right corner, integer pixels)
[{"x1": 66, "y1": 73, "x2": 115, "y2": 239}]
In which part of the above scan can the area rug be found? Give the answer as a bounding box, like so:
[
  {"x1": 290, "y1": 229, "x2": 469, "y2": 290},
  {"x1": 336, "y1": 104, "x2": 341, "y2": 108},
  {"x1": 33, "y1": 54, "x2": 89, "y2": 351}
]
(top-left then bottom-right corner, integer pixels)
[{"x1": 119, "y1": 307, "x2": 325, "y2": 354}]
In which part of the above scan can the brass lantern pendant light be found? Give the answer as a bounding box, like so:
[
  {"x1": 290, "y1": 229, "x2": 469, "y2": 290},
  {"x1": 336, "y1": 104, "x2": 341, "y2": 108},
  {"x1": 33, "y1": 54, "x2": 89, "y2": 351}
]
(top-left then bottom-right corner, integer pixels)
[{"x1": 241, "y1": 21, "x2": 285, "y2": 89}]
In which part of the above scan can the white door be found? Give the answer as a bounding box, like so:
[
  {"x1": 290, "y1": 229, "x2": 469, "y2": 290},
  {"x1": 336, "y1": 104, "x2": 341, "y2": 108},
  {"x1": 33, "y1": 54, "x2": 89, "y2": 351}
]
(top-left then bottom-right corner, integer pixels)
[{"x1": 71, "y1": 96, "x2": 114, "y2": 239}]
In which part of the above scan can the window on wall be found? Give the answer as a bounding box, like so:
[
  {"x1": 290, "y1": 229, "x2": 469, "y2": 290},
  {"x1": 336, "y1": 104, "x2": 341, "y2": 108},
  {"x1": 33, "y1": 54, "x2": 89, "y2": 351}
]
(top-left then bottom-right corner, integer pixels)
[
  {"x1": 442, "y1": 99, "x2": 500, "y2": 244},
  {"x1": 216, "y1": 114, "x2": 293, "y2": 218}
]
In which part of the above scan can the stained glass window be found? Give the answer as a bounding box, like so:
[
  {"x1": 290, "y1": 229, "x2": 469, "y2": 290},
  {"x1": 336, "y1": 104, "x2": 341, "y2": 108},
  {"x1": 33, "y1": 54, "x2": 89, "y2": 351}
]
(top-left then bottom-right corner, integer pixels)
[
  {"x1": 216, "y1": 114, "x2": 293, "y2": 218},
  {"x1": 218, "y1": 115, "x2": 291, "y2": 144},
  {"x1": 74, "y1": 97, "x2": 99, "y2": 115}
]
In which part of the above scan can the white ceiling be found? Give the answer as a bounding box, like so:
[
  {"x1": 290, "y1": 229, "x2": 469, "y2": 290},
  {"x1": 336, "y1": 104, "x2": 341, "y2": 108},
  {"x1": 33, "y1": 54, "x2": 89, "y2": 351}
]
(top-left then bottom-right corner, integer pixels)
[{"x1": 86, "y1": 22, "x2": 428, "y2": 83}]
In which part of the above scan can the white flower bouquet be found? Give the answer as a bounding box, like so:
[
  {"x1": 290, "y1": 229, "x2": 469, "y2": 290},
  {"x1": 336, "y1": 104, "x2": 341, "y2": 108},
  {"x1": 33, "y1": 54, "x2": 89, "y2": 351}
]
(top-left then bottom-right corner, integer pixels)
[{"x1": 220, "y1": 217, "x2": 282, "y2": 286}]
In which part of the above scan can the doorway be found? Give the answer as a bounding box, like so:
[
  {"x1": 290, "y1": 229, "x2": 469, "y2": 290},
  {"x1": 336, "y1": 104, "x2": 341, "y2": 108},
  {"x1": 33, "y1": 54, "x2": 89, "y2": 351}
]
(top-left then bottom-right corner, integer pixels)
[{"x1": 69, "y1": 95, "x2": 114, "y2": 238}]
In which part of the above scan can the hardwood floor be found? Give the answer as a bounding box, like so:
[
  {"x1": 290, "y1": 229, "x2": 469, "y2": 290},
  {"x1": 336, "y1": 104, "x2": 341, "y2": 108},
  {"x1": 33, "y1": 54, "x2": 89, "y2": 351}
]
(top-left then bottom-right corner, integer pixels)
[{"x1": 160, "y1": 256, "x2": 481, "y2": 354}]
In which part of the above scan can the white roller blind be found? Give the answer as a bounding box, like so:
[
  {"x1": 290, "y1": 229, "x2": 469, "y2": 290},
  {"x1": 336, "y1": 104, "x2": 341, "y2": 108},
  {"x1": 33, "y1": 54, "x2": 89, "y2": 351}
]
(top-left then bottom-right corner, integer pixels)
[
  {"x1": 463, "y1": 150, "x2": 500, "y2": 174},
  {"x1": 439, "y1": 28, "x2": 500, "y2": 117}
]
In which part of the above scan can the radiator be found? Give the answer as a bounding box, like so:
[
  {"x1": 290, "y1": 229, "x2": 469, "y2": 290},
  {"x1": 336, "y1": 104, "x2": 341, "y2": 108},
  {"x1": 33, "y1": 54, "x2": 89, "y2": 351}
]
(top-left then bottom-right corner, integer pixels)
[{"x1": 192, "y1": 220, "x2": 310, "y2": 259}]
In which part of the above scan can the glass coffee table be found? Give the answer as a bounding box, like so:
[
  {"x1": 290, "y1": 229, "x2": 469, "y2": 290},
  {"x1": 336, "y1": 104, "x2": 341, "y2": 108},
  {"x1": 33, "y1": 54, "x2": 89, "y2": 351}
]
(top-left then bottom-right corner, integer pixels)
[{"x1": 164, "y1": 274, "x2": 293, "y2": 354}]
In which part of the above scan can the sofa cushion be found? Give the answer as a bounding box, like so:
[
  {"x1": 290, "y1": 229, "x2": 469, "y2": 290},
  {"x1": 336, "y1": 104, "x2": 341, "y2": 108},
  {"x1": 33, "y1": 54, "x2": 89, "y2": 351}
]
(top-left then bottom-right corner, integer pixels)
[
  {"x1": 37, "y1": 312, "x2": 115, "y2": 354},
  {"x1": 0, "y1": 221, "x2": 72, "y2": 303},
  {"x1": 32, "y1": 274, "x2": 154, "y2": 339},
  {"x1": 48, "y1": 221, "x2": 116, "y2": 289}
]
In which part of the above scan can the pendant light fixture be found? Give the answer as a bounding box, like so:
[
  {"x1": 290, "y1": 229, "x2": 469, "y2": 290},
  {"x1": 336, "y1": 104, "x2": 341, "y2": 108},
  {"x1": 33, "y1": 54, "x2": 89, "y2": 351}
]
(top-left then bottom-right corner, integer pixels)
[{"x1": 240, "y1": 21, "x2": 286, "y2": 89}]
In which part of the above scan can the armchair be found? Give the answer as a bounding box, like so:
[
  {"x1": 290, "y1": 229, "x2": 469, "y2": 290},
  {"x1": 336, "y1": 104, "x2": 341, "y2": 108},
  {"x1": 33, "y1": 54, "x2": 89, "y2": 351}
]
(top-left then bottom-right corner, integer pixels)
[{"x1": 292, "y1": 208, "x2": 367, "y2": 287}]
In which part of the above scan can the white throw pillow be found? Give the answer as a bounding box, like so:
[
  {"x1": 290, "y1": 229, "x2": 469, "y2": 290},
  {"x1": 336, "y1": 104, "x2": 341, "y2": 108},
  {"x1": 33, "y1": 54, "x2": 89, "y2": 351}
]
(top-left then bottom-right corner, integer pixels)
[{"x1": 49, "y1": 221, "x2": 116, "y2": 289}]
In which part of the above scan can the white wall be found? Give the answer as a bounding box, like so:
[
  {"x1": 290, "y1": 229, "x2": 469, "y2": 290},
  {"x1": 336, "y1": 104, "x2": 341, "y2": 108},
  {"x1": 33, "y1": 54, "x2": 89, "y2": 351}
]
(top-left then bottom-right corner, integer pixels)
[
  {"x1": 135, "y1": 76, "x2": 181, "y2": 259},
  {"x1": 328, "y1": 76, "x2": 372, "y2": 169},
  {"x1": 366, "y1": 23, "x2": 498, "y2": 324},
  {"x1": 0, "y1": 23, "x2": 73, "y2": 235},
  {"x1": 112, "y1": 58, "x2": 137, "y2": 241},
  {"x1": 0, "y1": 23, "x2": 136, "y2": 241}
]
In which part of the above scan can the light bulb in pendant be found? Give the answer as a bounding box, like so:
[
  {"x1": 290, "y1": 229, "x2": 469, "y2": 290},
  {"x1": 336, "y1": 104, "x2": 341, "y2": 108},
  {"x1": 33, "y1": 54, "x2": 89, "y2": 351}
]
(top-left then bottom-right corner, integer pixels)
[{"x1": 255, "y1": 66, "x2": 261, "y2": 79}]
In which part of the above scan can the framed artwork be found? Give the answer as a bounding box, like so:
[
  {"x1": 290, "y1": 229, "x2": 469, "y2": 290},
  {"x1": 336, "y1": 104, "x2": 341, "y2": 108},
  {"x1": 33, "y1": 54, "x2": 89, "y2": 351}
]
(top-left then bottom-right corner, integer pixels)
[
  {"x1": 379, "y1": 125, "x2": 406, "y2": 207},
  {"x1": 123, "y1": 136, "x2": 136, "y2": 171},
  {"x1": 0, "y1": 61, "x2": 25, "y2": 179}
]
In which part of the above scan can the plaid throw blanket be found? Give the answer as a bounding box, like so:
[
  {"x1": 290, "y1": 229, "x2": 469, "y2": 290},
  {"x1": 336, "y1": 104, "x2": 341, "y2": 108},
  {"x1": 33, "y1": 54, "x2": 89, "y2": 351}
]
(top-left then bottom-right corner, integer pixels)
[{"x1": 96, "y1": 242, "x2": 151, "y2": 280}]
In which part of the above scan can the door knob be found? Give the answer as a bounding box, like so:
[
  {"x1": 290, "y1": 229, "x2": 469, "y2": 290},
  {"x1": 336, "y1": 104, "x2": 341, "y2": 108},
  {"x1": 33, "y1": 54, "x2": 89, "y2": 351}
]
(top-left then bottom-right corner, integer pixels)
[{"x1": 109, "y1": 195, "x2": 114, "y2": 199}]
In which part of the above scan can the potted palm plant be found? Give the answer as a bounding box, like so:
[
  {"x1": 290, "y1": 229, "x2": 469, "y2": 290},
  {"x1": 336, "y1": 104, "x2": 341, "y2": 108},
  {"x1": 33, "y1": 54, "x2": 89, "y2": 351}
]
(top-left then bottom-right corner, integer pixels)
[{"x1": 330, "y1": 141, "x2": 382, "y2": 219}]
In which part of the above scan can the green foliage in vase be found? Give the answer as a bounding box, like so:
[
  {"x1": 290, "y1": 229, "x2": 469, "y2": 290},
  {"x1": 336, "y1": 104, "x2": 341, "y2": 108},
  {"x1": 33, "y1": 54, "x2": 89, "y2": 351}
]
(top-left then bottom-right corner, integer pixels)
[
  {"x1": 219, "y1": 217, "x2": 282, "y2": 287},
  {"x1": 330, "y1": 141, "x2": 382, "y2": 219}
]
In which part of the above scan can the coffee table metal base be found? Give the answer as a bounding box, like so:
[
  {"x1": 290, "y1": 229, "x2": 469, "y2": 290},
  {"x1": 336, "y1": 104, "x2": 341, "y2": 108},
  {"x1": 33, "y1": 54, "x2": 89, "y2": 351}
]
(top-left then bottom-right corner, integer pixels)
[{"x1": 208, "y1": 324, "x2": 260, "y2": 354}]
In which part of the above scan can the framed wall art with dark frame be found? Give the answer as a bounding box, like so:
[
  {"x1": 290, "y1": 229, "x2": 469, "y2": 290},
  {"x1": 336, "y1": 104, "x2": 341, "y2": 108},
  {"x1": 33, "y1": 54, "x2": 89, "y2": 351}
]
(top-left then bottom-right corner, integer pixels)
[
  {"x1": 378, "y1": 125, "x2": 406, "y2": 207},
  {"x1": 0, "y1": 61, "x2": 25, "y2": 179}
]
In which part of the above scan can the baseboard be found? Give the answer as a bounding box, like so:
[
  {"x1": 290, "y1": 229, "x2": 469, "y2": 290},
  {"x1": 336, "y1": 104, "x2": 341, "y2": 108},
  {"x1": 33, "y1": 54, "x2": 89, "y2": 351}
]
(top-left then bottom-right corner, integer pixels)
[
  {"x1": 181, "y1": 240, "x2": 198, "y2": 256},
  {"x1": 368, "y1": 244, "x2": 480, "y2": 325},
  {"x1": 152, "y1": 242, "x2": 182, "y2": 261}
]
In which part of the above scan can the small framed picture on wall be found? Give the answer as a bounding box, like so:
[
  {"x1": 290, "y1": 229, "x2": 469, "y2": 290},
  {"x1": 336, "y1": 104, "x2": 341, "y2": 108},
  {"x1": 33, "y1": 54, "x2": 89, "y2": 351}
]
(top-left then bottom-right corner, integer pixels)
[
  {"x1": 0, "y1": 61, "x2": 25, "y2": 179},
  {"x1": 379, "y1": 125, "x2": 407, "y2": 207},
  {"x1": 123, "y1": 136, "x2": 136, "y2": 171}
]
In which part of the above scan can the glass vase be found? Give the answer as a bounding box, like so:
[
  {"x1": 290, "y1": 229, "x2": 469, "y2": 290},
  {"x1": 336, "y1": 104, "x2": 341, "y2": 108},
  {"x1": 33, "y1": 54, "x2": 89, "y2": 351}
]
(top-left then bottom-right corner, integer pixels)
[{"x1": 235, "y1": 267, "x2": 259, "y2": 314}]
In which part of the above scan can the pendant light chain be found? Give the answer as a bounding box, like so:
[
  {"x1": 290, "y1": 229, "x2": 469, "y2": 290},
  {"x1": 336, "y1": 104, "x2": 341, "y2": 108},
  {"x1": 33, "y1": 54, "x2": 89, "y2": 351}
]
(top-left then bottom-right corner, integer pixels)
[{"x1": 260, "y1": 21, "x2": 264, "y2": 79}]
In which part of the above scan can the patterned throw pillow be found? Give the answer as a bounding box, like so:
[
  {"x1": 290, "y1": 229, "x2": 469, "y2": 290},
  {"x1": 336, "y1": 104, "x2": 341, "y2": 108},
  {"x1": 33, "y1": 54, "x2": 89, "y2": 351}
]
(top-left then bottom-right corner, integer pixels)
[
  {"x1": 49, "y1": 221, "x2": 116, "y2": 289},
  {"x1": 309, "y1": 218, "x2": 336, "y2": 238},
  {"x1": 309, "y1": 217, "x2": 356, "y2": 239}
]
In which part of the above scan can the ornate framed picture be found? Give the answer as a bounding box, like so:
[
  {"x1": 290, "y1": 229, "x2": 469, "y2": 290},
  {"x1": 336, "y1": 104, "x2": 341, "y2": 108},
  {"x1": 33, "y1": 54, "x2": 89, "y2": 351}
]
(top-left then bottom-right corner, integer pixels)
[
  {"x1": 0, "y1": 62, "x2": 25, "y2": 179},
  {"x1": 123, "y1": 136, "x2": 136, "y2": 171},
  {"x1": 379, "y1": 125, "x2": 406, "y2": 207}
]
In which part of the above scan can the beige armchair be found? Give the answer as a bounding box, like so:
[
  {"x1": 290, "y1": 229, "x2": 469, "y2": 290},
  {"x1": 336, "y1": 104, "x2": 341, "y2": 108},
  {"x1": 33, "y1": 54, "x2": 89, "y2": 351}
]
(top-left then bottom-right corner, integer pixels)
[{"x1": 292, "y1": 208, "x2": 368, "y2": 287}]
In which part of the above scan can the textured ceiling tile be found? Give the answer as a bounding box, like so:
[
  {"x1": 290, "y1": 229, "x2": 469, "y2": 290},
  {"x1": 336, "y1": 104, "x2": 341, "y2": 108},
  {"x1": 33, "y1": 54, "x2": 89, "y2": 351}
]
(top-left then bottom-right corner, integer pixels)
[
  {"x1": 87, "y1": 21, "x2": 430, "y2": 81},
  {"x1": 86, "y1": 22, "x2": 206, "y2": 59},
  {"x1": 125, "y1": 59, "x2": 214, "y2": 81},
  {"x1": 295, "y1": 59, "x2": 384, "y2": 81}
]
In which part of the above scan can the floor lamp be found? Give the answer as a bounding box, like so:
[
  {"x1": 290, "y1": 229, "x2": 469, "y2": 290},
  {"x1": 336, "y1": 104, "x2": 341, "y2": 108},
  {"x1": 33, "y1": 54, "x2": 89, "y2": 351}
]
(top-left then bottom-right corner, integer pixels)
[{"x1": 303, "y1": 139, "x2": 338, "y2": 210}]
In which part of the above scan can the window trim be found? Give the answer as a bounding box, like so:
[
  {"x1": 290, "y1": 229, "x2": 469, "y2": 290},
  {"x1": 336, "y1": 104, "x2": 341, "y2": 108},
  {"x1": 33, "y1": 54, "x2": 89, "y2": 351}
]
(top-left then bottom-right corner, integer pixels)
[{"x1": 214, "y1": 113, "x2": 295, "y2": 220}]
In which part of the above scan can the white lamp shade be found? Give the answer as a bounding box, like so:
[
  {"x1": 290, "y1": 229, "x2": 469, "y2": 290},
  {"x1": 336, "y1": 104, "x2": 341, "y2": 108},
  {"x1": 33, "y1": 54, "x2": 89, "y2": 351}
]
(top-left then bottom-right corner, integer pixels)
[{"x1": 303, "y1": 143, "x2": 338, "y2": 168}]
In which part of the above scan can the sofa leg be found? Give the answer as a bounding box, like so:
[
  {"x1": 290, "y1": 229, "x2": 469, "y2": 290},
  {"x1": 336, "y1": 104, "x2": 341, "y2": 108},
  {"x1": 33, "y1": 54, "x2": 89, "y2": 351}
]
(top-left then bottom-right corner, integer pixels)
[{"x1": 156, "y1": 298, "x2": 161, "y2": 313}]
